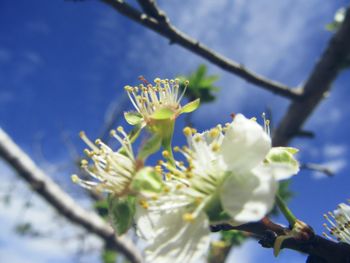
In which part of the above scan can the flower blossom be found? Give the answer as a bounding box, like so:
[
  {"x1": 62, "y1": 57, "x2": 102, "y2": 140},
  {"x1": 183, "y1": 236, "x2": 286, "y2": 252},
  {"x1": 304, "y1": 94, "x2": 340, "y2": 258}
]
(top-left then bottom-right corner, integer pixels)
[
  {"x1": 71, "y1": 127, "x2": 137, "y2": 195},
  {"x1": 323, "y1": 201, "x2": 350, "y2": 243},
  {"x1": 123, "y1": 78, "x2": 199, "y2": 128},
  {"x1": 136, "y1": 114, "x2": 300, "y2": 263}
]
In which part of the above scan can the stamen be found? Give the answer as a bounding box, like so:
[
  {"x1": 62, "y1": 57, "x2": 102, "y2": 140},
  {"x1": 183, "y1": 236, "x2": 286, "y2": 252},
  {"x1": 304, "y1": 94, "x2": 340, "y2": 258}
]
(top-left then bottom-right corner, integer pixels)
[
  {"x1": 139, "y1": 199, "x2": 149, "y2": 209},
  {"x1": 162, "y1": 150, "x2": 170, "y2": 159},
  {"x1": 79, "y1": 131, "x2": 99, "y2": 151},
  {"x1": 209, "y1": 128, "x2": 220, "y2": 138},
  {"x1": 183, "y1": 127, "x2": 192, "y2": 136},
  {"x1": 183, "y1": 213, "x2": 195, "y2": 222}
]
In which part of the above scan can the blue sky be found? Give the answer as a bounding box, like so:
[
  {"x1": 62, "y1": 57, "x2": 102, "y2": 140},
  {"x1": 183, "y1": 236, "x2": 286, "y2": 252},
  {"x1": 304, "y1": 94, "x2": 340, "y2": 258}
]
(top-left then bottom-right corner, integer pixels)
[{"x1": 1, "y1": 0, "x2": 349, "y2": 262}]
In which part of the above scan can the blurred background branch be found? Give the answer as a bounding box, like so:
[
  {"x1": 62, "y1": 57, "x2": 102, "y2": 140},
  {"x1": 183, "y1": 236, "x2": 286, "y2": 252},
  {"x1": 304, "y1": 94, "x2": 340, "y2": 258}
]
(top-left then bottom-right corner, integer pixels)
[{"x1": 0, "y1": 128, "x2": 142, "y2": 263}]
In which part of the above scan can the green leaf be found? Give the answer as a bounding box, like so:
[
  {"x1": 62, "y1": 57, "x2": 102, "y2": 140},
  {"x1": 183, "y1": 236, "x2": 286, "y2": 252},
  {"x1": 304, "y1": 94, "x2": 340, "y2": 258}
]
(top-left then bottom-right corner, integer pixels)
[
  {"x1": 151, "y1": 108, "x2": 174, "y2": 120},
  {"x1": 108, "y1": 195, "x2": 136, "y2": 235},
  {"x1": 124, "y1": 111, "x2": 143, "y2": 125},
  {"x1": 137, "y1": 134, "x2": 162, "y2": 160},
  {"x1": 221, "y1": 230, "x2": 247, "y2": 246},
  {"x1": 102, "y1": 249, "x2": 117, "y2": 263},
  {"x1": 130, "y1": 167, "x2": 163, "y2": 194},
  {"x1": 180, "y1": 98, "x2": 200, "y2": 114},
  {"x1": 178, "y1": 64, "x2": 220, "y2": 103}
]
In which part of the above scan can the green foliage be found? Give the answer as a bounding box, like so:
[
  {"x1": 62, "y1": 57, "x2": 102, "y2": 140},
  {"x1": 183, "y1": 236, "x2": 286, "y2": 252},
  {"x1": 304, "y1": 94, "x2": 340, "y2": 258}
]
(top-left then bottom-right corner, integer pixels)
[
  {"x1": 108, "y1": 195, "x2": 136, "y2": 235},
  {"x1": 124, "y1": 111, "x2": 143, "y2": 125},
  {"x1": 178, "y1": 64, "x2": 219, "y2": 103},
  {"x1": 221, "y1": 229, "x2": 247, "y2": 246},
  {"x1": 102, "y1": 249, "x2": 117, "y2": 263},
  {"x1": 180, "y1": 98, "x2": 200, "y2": 114}
]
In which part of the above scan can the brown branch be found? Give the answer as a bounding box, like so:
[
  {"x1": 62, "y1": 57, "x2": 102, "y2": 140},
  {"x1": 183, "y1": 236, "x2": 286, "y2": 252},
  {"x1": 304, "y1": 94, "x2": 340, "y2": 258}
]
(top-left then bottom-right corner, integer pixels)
[
  {"x1": 0, "y1": 128, "x2": 143, "y2": 263},
  {"x1": 211, "y1": 218, "x2": 350, "y2": 263},
  {"x1": 273, "y1": 6, "x2": 350, "y2": 146},
  {"x1": 100, "y1": 0, "x2": 300, "y2": 100}
]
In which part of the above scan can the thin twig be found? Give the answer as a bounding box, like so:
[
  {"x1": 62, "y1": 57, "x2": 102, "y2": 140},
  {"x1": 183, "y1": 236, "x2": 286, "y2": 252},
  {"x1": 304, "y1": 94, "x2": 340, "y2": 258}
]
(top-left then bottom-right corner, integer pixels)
[
  {"x1": 301, "y1": 163, "x2": 334, "y2": 177},
  {"x1": 0, "y1": 128, "x2": 142, "y2": 263},
  {"x1": 273, "y1": 6, "x2": 350, "y2": 146},
  {"x1": 100, "y1": 0, "x2": 300, "y2": 100}
]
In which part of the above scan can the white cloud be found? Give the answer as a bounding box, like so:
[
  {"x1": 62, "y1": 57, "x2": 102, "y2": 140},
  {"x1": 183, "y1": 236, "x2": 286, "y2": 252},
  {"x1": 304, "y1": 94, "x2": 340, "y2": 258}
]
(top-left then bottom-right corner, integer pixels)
[
  {"x1": 0, "y1": 160, "x2": 103, "y2": 263},
  {"x1": 323, "y1": 144, "x2": 347, "y2": 158},
  {"x1": 312, "y1": 159, "x2": 347, "y2": 179}
]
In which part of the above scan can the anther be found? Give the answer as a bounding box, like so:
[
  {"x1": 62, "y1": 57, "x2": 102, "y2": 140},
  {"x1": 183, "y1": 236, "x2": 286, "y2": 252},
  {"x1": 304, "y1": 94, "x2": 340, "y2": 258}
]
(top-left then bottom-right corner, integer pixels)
[
  {"x1": 183, "y1": 127, "x2": 192, "y2": 136},
  {"x1": 71, "y1": 174, "x2": 80, "y2": 183},
  {"x1": 183, "y1": 213, "x2": 195, "y2": 222},
  {"x1": 162, "y1": 150, "x2": 170, "y2": 158}
]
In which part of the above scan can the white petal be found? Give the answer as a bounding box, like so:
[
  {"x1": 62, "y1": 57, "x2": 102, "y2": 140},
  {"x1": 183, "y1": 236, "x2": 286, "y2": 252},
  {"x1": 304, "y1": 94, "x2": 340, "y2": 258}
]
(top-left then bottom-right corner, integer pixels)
[
  {"x1": 220, "y1": 169, "x2": 277, "y2": 225},
  {"x1": 263, "y1": 162, "x2": 299, "y2": 181},
  {"x1": 145, "y1": 210, "x2": 210, "y2": 263},
  {"x1": 134, "y1": 193, "x2": 190, "y2": 240},
  {"x1": 221, "y1": 114, "x2": 271, "y2": 173},
  {"x1": 134, "y1": 204, "x2": 161, "y2": 240}
]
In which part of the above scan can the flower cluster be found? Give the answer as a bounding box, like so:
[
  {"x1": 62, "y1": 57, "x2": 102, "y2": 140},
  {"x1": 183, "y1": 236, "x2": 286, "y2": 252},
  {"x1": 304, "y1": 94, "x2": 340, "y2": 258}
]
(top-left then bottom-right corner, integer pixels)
[
  {"x1": 323, "y1": 201, "x2": 350, "y2": 243},
  {"x1": 72, "y1": 77, "x2": 300, "y2": 262}
]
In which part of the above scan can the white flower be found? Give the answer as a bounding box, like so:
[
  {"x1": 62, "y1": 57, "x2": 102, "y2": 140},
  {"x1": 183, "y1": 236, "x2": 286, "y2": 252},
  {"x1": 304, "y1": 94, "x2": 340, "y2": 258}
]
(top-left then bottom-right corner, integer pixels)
[
  {"x1": 135, "y1": 181, "x2": 210, "y2": 263},
  {"x1": 168, "y1": 113, "x2": 299, "y2": 225},
  {"x1": 136, "y1": 114, "x2": 299, "y2": 262},
  {"x1": 323, "y1": 201, "x2": 350, "y2": 243},
  {"x1": 71, "y1": 126, "x2": 136, "y2": 196},
  {"x1": 124, "y1": 78, "x2": 199, "y2": 127}
]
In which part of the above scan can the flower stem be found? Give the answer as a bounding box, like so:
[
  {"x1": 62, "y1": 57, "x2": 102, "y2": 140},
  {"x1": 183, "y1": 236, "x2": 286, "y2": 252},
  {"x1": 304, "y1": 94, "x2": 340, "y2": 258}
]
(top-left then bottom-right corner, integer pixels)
[{"x1": 275, "y1": 194, "x2": 297, "y2": 227}]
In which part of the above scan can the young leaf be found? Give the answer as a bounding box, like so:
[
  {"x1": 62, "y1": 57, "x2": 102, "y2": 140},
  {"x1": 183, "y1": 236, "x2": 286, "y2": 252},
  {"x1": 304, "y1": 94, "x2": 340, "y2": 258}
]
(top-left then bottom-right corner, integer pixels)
[
  {"x1": 124, "y1": 111, "x2": 143, "y2": 125},
  {"x1": 108, "y1": 195, "x2": 136, "y2": 235},
  {"x1": 102, "y1": 249, "x2": 117, "y2": 263},
  {"x1": 180, "y1": 98, "x2": 200, "y2": 114}
]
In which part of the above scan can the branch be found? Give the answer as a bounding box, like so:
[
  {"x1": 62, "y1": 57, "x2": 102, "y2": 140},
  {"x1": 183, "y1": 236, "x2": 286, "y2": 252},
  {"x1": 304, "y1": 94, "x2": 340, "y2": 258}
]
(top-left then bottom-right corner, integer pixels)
[
  {"x1": 211, "y1": 218, "x2": 350, "y2": 263},
  {"x1": 136, "y1": 0, "x2": 167, "y2": 23},
  {"x1": 273, "y1": 6, "x2": 350, "y2": 146},
  {"x1": 100, "y1": 0, "x2": 300, "y2": 100},
  {"x1": 0, "y1": 128, "x2": 143, "y2": 263},
  {"x1": 301, "y1": 163, "x2": 334, "y2": 177}
]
